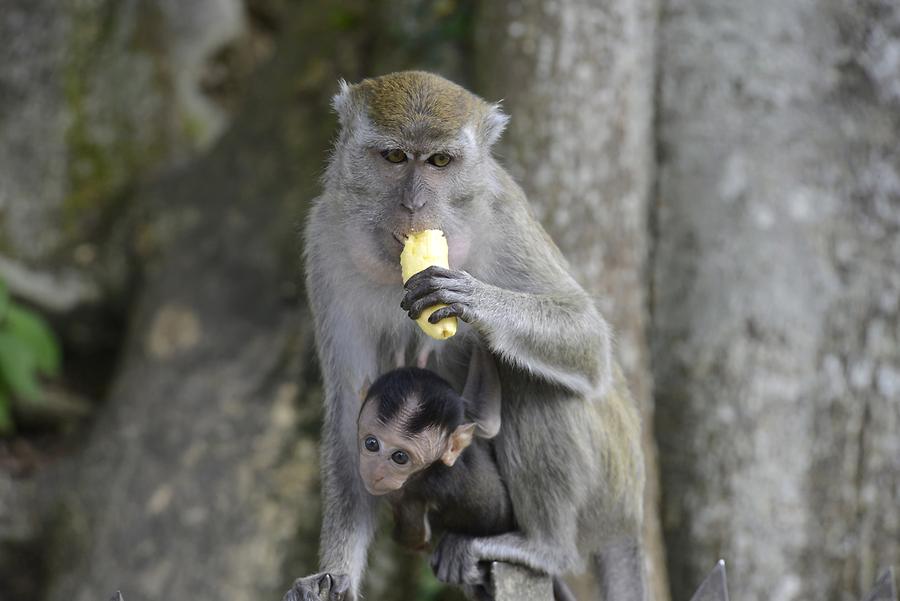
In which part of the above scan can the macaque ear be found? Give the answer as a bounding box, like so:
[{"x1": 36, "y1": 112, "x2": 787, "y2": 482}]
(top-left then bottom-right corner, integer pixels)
[
  {"x1": 462, "y1": 345, "x2": 502, "y2": 439},
  {"x1": 481, "y1": 103, "x2": 509, "y2": 147},
  {"x1": 441, "y1": 423, "x2": 476, "y2": 467},
  {"x1": 332, "y1": 79, "x2": 357, "y2": 128}
]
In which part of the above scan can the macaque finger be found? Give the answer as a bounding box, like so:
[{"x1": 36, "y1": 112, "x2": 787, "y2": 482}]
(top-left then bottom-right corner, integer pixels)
[
  {"x1": 403, "y1": 265, "x2": 456, "y2": 290},
  {"x1": 401, "y1": 280, "x2": 469, "y2": 312},
  {"x1": 407, "y1": 291, "x2": 467, "y2": 319},
  {"x1": 433, "y1": 543, "x2": 452, "y2": 583},
  {"x1": 329, "y1": 573, "x2": 350, "y2": 600},
  {"x1": 401, "y1": 277, "x2": 470, "y2": 311},
  {"x1": 429, "y1": 303, "x2": 472, "y2": 323},
  {"x1": 430, "y1": 552, "x2": 439, "y2": 574},
  {"x1": 283, "y1": 573, "x2": 342, "y2": 601}
]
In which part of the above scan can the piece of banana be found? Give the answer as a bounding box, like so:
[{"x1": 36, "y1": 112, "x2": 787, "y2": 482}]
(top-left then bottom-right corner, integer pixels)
[{"x1": 400, "y1": 230, "x2": 458, "y2": 340}]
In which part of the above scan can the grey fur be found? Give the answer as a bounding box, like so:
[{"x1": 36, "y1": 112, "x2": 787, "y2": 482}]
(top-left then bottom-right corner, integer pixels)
[
  {"x1": 286, "y1": 72, "x2": 644, "y2": 601},
  {"x1": 595, "y1": 540, "x2": 647, "y2": 601},
  {"x1": 462, "y1": 345, "x2": 501, "y2": 439}
]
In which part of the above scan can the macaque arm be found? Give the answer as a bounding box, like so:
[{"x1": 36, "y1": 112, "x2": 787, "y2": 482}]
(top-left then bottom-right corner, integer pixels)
[
  {"x1": 403, "y1": 263, "x2": 610, "y2": 398},
  {"x1": 392, "y1": 496, "x2": 431, "y2": 551},
  {"x1": 471, "y1": 283, "x2": 611, "y2": 398},
  {"x1": 462, "y1": 345, "x2": 502, "y2": 439},
  {"x1": 400, "y1": 197, "x2": 611, "y2": 397}
]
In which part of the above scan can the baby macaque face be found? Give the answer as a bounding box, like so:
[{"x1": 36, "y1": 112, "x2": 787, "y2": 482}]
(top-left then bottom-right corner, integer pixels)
[{"x1": 357, "y1": 398, "x2": 474, "y2": 496}]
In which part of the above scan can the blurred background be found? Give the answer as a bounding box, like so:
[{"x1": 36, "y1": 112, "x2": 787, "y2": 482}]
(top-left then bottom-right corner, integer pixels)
[{"x1": 0, "y1": 0, "x2": 897, "y2": 600}]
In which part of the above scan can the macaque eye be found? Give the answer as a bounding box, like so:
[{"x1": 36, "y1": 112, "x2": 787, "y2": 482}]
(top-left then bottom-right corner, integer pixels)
[
  {"x1": 364, "y1": 436, "x2": 379, "y2": 452},
  {"x1": 427, "y1": 153, "x2": 452, "y2": 167},
  {"x1": 381, "y1": 149, "x2": 407, "y2": 164},
  {"x1": 391, "y1": 450, "x2": 409, "y2": 465}
]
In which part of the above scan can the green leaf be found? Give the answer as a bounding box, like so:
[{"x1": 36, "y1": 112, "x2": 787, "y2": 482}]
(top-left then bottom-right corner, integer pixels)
[
  {"x1": 0, "y1": 389, "x2": 14, "y2": 435},
  {"x1": 0, "y1": 331, "x2": 42, "y2": 401},
  {"x1": 4, "y1": 305, "x2": 61, "y2": 376}
]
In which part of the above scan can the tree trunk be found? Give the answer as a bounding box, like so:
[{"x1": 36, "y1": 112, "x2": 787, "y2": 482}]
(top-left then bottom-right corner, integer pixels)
[
  {"x1": 37, "y1": 2, "x2": 374, "y2": 599},
  {"x1": 653, "y1": 1, "x2": 900, "y2": 600},
  {"x1": 474, "y1": 1, "x2": 669, "y2": 600}
]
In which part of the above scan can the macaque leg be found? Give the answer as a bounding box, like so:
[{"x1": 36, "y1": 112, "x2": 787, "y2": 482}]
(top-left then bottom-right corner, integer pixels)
[
  {"x1": 432, "y1": 532, "x2": 578, "y2": 588},
  {"x1": 594, "y1": 538, "x2": 647, "y2": 601}
]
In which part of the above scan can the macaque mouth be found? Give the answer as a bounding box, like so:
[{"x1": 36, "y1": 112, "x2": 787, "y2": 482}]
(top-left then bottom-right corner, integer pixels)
[
  {"x1": 392, "y1": 228, "x2": 446, "y2": 244},
  {"x1": 364, "y1": 481, "x2": 396, "y2": 496}
]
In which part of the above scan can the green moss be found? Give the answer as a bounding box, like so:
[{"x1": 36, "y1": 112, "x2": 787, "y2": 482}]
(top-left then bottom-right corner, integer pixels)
[
  {"x1": 62, "y1": 2, "x2": 114, "y2": 222},
  {"x1": 181, "y1": 114, "x2": 209, "y2": 146},
  {"x1": 60, "y1": 1, "x2": 169, "y2": 237}
]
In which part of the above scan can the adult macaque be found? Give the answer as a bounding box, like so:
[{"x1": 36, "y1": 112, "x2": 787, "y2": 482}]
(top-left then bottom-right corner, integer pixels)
[{"x1": 286, "y1": 71, "x2": 644, "y2": 601}]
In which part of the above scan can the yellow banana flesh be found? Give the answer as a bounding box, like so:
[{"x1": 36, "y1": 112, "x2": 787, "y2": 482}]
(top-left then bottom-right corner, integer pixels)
[{"x1": 400, "y1": 230, "x2": 458, "y2": 340}]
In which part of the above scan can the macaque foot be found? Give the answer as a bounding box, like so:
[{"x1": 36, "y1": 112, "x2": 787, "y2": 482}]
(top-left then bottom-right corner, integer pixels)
[
  {"x1": 282, "y1": 573, "x2": 350, "y2": 601},
  {"x1": 431, "y1": 534, "x2": 487, "y2": 586}
]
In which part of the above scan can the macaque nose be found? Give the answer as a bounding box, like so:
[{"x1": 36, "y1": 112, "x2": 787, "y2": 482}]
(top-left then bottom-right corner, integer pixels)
[
  {"x1": 400, "y1": 191, "x2": 427, "y2": 212},
  {"x1": 401, "y1": 170, "x2": 428, "y2": 212}
]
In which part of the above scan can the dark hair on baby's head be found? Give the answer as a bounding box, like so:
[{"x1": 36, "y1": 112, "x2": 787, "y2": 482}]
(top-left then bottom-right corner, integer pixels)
[{"x1": 365, "y1": 367, "x2": 464, "y2": 436}]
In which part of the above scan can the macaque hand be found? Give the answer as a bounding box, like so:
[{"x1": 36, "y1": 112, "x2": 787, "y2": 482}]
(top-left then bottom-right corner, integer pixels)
[
  {"x1": 430, "y1": 533, "x2": 486, "y2": 586},
  {"x1": 282, "y1": 573, "x2": 350, "y2": 601},
  {"x1": 401, "y1": 266, "x2": 482, "y2": 325}
]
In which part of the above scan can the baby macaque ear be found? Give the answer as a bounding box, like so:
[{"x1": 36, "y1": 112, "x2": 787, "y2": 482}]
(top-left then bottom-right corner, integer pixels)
[
  {"x1": 441, "y1": 423, "x2": 476, "y2": 467},
  {"x1": 462, "y1": 345, "x2": 502, "y2": 439}
]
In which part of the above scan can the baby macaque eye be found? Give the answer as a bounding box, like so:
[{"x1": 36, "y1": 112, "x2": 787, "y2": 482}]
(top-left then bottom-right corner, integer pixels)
[
  {"x1": 364, "y1": 436, "x2": 379, "y2": 452},
  {"x1": 391, "y1": 450, "x2": 409, "y2": 465},
  {"x1": 381, "y1": 149, "x2": 407, "y2": 164},
  {"x1": 427, "y1": 152, "x2": 452, "y2": 167}
]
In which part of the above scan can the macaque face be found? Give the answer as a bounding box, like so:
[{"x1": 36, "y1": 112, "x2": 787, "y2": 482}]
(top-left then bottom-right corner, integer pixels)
[
  {"x1": 356, "y1": 400, "x2": 449, "y2": 496},
  {"x1": 331, "y1": 73, "x2": 502, "y2": 282},
  {"x1": 339, "y1": 128, "x2": 480, "y2": 282}
]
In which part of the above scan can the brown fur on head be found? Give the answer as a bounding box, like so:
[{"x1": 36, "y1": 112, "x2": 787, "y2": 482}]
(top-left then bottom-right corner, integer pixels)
[
  {"x1": 356, "y1": 71, "x2": 486, "y2": 142},
  {"x1": 332, "y1": 71, "x2": 508, "y2": 147}
]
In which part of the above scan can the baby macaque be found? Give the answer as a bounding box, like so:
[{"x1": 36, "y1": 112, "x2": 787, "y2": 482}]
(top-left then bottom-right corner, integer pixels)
[{"x1": 357, "y1": 348, "x2": 575, "y2": 601}]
